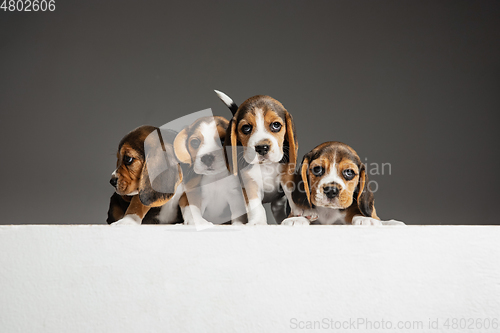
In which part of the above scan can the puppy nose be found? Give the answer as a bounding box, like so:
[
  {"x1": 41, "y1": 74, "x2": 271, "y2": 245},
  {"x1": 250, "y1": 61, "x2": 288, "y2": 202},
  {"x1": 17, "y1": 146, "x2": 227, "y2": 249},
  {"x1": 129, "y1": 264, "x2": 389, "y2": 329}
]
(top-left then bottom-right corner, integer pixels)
[
  {"x1": 201, "y1": 154, "x2": 215, "y2": 166},
  {"x1": 323, "y1": 186, "x2": 339, "y2": 199},
  {"x1": 255, "y1": 145, "x2": 270, "y2": 156},
  {"x1": 110, "y1": 177, "x2": 118, "y2": 188}
]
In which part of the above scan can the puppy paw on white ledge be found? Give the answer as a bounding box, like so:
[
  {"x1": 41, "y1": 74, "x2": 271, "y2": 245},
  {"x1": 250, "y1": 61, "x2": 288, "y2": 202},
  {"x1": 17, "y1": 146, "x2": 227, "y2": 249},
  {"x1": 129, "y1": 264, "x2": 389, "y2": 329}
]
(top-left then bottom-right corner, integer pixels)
[
  {"x1": 352, "y1": 216, "x2": 406, "y2": 226},
  {"x1": 282, "y1": 216, "x2": 310, "y2": 226},
  {"x1": 110, "y1": 215, "x2": 141, "y2": 225}
]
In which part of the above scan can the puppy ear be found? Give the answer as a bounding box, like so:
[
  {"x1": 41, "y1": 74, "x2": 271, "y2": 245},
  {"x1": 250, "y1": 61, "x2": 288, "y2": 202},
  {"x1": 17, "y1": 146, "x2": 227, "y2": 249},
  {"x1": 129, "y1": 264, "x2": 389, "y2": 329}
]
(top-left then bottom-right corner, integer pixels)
[
  {"x1": 139, "y1": 129, "x2": 183, "y2": 207},
  {"x1": 106, "y1": 193, "x2": 129, "y2": 224},
  {"x1": 300, "y1": 153, "x2": 311, "y2": 205},
  {"x1": 173, "y1": 127, "x2": 191, "y2": 165},
  {"x1": 227, "y1": 118, "x2": 238, "y2": 175},
  {"x1": 216, "y1": 116, "x2": 230, "y2": 134},
  {"x1": 285, "y1": 111, "x2": 298, "y2": 166},
  {"x1": 356, "y1": 163, "x2": 377, "y2": 218}
]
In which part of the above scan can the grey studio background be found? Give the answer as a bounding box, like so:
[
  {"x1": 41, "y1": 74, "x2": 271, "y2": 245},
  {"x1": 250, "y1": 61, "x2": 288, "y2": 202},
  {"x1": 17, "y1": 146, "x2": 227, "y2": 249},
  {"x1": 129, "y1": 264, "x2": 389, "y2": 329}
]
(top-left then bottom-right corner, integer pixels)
[{"x1": 1, "y1": 1, "x2": 499, "y2": 225}]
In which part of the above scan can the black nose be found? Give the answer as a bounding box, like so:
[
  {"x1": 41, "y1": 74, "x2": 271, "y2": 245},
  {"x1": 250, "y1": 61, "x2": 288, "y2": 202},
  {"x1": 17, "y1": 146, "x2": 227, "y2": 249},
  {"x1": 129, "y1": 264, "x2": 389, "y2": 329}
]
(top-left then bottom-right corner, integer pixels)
[
  {"x1": 110, "y1": 177, "x2": 118, "y2": 188},
  {"x1": 255, "y1": 145, "x2": 270, "y2": 156},
  {"x1": 323, "y1": 186, "x2": 339, "y2": 199},
  {"x1": 201, "y1": 154, "x2": 215, "y2": 166}
]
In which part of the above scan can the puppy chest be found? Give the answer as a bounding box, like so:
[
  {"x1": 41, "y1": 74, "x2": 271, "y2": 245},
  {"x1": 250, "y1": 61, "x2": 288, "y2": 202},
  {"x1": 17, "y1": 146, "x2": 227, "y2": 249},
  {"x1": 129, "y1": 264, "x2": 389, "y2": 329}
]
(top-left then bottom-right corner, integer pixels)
[
  {"x1": 315, "y1": 207, "x2": 347, "y2": 225},
  {"x1": 247, "y1": 163, "x2": 282, "y2": 200}
]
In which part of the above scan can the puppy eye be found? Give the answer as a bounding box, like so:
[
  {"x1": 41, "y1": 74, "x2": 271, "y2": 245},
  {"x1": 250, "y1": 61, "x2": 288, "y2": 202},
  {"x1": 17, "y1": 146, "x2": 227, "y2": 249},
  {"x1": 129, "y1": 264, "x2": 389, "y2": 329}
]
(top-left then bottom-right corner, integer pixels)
[
  {"x1": 190, "y1": 139, "x2": 201, "y2": 149},
  {"x1": 123, "y1": 156, "x2": 134, "y2": 165},
  {"x1": 312, "y1": 166, "x2": 324, "y2": 176},
  {"x1": 241, "y1": 125, "x2": 252, "y2": 134},
  {"x1": 270, "y1": 122, "x2": 282, "y2": 132},
  {"x1": 343, "y1": 169, "x2": 356, "y2": 180}
]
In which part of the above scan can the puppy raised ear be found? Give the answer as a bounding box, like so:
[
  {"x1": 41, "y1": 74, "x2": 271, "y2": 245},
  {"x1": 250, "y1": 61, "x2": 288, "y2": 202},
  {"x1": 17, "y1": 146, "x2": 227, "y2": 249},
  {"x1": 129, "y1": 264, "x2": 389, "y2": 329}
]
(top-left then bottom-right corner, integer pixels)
[
  {"x1": 284, "y1": 111, "x2": 298, "y2": 166},
  {"x1": 139, "y1": 129, "x2": 183, "y2": 207},
  {"x1": 173, "y1": 127, "x2": 192, "y2": 165},
  {"x1": 356, "y1": 163, "x2": 378, "y2": 219}
]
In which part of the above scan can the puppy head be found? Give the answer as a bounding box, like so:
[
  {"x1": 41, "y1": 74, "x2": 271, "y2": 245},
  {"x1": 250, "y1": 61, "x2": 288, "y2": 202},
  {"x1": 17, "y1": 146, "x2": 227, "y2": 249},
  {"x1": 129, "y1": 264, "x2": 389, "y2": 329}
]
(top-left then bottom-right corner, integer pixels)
[
  {"x1": 110, "y1": 125, "x2": 182, "y2": 207},
  {"x1": 173, "y1": 116, "x2": 229, "y2": 175},
  {"x1": 227, "y1": 95, "x2": 297, "y2": 171},
  {"x1": 299, "y1": 142, "x2": 376, "y2": 217},
  {"x1": 110, "y1": 126, "x2": 155, "y2": 196}
]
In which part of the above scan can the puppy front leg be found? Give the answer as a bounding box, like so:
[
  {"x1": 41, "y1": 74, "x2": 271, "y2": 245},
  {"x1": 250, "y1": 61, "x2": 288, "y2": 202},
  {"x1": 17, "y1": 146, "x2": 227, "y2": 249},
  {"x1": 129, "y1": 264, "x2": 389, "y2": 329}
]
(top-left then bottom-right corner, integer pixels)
[
  {"x1": 111, "y1": 195, "x2": 150, "y2": 225},
  {"x1": 180, "y1": 191, "x2": 214, "y2": 228},
  {"x1": 242, "y1": 185, "x2": 267, "y2": 225},
  {"x1": 281, "y1": 175, "x2": 318, "y2": 222},
  {"x1": 227, "y1": 187, "x2": 247, "y2": 225},
  {"x1": 270, "y1": 196, "x2": 287, "y2": 224}
]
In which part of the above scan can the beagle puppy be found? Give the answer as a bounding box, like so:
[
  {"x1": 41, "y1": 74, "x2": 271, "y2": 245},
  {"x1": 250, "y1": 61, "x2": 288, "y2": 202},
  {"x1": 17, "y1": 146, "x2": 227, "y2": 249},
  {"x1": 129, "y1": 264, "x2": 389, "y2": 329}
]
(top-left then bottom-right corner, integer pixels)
[
  {"x1": 282, "y1": 141, "x2": 404, "y2": 226},
  {"x1": 173, "y1": 116, "x2": 246, "y2": 226},
  {"x1": 108, "y1": 125, "x2": 183, "y2": 225},
  {"x1": 216, "y1": 90, "x2": 297, "y2": 225}
]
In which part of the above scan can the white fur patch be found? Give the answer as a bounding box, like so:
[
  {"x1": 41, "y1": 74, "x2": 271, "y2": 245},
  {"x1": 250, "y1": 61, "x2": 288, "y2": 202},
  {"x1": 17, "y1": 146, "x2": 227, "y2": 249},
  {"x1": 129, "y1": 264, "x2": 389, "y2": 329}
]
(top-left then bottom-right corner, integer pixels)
[
  {"x1": 246, "y1": 198, "x2": 267, "y2": 225},
  {"x1": 111, "y1": 214, "x2": 141, "y2": 225},
  {"x1": 381, "y1": 219, "x2": 406, "y2": 226},
  {"x1": 182, "y1": 204, "x2": 214, "y2": 230},
  {"x1": 197, "y1": 171, "x2": 246, "y2": 224},
  {"x1": 315, "y1": 207, "x2": 346, "y2": 225},
  {"x1": 352, "y1": 215, "x2": 383, "y2": 226},
  {"x1": 282, "y1": 216, "x2": 310, "y2": 226}
]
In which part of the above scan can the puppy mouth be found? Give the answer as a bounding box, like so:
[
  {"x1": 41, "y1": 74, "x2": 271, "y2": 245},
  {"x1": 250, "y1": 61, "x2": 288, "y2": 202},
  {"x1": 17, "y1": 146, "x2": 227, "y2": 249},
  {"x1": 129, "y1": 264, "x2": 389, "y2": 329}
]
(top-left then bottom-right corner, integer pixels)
[
  {"x1": 114, "y1": 182, "x2": 137, "y2": 196},
  {"x1": 257, "y1": 155, "x2": 272, "y2": 164},
  {"x1": 312, "y1": 195, "x2": 344, "y2": 209},
  {"x1": 245, "y1": 152, "x2": 274, "y2": 164}
]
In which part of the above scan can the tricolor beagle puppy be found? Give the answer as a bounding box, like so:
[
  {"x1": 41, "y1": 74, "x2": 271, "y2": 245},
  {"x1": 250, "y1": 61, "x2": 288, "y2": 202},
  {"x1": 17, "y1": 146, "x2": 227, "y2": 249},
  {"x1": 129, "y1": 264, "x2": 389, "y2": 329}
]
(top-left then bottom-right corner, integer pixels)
[
  {"x1": 282, "y1": 141, "x2": 404, "y2": 226},
  {"x1": 173, "y1": 116, "x2": 246, "y2": 226},
  {"x1": 216, "y1": 90, "x2": 297, "y2": 225},
  {"x1": 107, "y1": 125, "x2": 183, "y2": 225}
]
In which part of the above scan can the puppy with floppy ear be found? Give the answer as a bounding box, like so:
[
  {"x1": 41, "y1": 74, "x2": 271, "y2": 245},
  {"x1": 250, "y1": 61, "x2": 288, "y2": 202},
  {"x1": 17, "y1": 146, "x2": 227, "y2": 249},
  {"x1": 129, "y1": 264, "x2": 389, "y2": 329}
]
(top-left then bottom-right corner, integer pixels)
[
  {"x1": 282, "y1": 141, "x2": 404, "y2": 226},
  {"x1": 173, "y1": 116, "x2": 247, "y2": 226},
  {"x1": 108, "y1": 125, "x2": 183, "y2": 225},
  {"x1": 216, "y1": 90, "x2": 298, "y2": 225}
]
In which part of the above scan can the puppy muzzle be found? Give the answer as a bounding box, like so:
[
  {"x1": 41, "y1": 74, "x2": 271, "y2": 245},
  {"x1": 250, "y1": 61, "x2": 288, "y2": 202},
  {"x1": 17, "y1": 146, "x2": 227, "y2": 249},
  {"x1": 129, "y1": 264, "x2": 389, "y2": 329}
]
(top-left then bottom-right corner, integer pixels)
[
  {"x1": 323, "y1": 185, "x2": 340, "y2": 199},
  {"x1": 110, "y1": 177, "x2": 118, "y2": 188}
]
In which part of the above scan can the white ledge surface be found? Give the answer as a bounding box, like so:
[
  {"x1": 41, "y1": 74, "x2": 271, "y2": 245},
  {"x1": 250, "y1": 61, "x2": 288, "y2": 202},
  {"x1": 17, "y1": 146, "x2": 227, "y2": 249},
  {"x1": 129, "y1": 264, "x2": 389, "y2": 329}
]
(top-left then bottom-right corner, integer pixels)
[{"x1": 1, "y1": 225, "x2": 499, "y2": 333}]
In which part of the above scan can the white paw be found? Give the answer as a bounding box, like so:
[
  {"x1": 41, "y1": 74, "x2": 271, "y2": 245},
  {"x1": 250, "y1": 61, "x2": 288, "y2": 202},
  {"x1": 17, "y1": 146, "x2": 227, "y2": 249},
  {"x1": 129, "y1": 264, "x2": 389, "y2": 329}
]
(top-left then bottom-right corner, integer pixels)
[
  {"x1": 184, "y1": 216, "x2": 214, "y2": 226},
  {"x1": 282, "y1": 216, "x2": 311, "y2": 226},
  {"x1": 294, "y1": 209, "x2": 318, "y2": 221},
  {"x1": 352, "y1": 216, "x2": 383, "y2": 226},
  {"x1": 111, "y1": 215, "x2": 141, "y2": 226},
  {"x1": 246, "y1": 218, "x2": 268, "y2": 225},
  {"x1": 246, "y1": 203, "x2": 267, "y2": 225},
  {"x1": 381, "y1": 219, "x2": 406, "y2": 226},
  {"x1": 184, "y1": 217, "x2": 214, "y2": 231}
]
